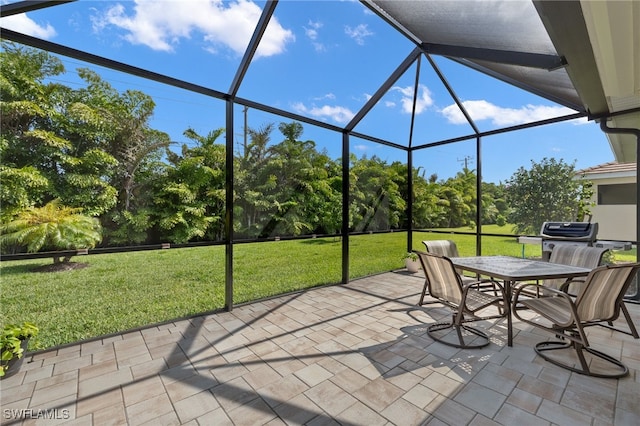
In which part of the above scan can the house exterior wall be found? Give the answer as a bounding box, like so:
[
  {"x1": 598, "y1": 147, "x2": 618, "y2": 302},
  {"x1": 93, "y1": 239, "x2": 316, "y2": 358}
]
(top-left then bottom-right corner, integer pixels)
[
  {"x1": 592, "y1": 204, "x2": 636, "y2": 240},
  {"x1": 588, "y1": 175, "x2": 636, "y2": 241}
]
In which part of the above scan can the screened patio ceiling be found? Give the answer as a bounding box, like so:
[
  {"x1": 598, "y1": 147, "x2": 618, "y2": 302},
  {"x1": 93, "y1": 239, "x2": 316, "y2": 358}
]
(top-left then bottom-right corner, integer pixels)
[
  {"x1": 366, "y1": 0, "x2": 639, "y2": 160},
  {"x1": 1, "y1": 0, "x2": 639, "y2": 247},
  {"x1": 2, "y1": 0, "x2": 638, "y2": 154}
]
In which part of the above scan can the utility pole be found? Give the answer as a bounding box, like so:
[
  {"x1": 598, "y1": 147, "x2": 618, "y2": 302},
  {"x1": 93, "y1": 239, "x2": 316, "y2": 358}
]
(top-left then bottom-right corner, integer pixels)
[{"x1": 457, "y1": 155, "x2": 474, "y2": 170}]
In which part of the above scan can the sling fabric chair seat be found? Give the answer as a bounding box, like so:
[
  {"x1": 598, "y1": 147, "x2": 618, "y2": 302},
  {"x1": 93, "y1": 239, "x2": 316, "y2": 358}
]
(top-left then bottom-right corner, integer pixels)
[
  {"x1": 417, "y1": 252, "x2": 507, "y2": 349},
  {"x1": 513, "y1": 262, "x2": 640, "y2": 378}
]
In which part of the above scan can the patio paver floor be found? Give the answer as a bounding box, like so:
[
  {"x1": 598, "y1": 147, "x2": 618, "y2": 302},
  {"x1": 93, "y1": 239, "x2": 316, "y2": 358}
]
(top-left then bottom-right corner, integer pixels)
[{"x1": 1, "y1": 271, "x2": 639, "y2": 425}]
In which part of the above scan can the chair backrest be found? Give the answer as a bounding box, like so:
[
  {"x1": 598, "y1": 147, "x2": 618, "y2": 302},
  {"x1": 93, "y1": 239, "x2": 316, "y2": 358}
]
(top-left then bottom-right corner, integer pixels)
[
  {"x1": 417, "y1": 252, "x2": 463, "y2": 304},
  {"x1": 575, "y1": 263, "x2": 640, "y2": 322},
  {"x1": 422, "y1": 240, "x2": 460, "y2": 257},
  {"x1": 550, "y1": 245, "x2": 609, "y2": 268},
  {"x1": 545, "y1": 245, "x2": 609, "y2": 289}
]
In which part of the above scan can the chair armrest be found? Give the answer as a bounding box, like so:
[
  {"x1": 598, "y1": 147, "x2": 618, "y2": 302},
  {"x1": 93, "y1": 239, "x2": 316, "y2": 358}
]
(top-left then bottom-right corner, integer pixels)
[
  {"x1": 461, "y1": 279, "x2": 506, "y2": 305},
  {"x1": 461, "y1": 279, "x2": 504, "y2": 292},
  {"x1": 513, "y1": 283, "x2": 579, "y2": 328},
  {"x1": 512, "y1": 282, "x2": 541, "y2": 300},
  {"x1": 513, "y1": 282, "x2": 574, "y2": 303},
  {"x1": 558, "y1": 278, "x2": 586, "y2": 294}
]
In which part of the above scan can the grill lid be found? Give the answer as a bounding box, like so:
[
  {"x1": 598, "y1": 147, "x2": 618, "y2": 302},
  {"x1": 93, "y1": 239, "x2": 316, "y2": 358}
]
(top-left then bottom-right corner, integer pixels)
[{"x1": 540, "y1": 222, "x2": 598, "y2": 240}]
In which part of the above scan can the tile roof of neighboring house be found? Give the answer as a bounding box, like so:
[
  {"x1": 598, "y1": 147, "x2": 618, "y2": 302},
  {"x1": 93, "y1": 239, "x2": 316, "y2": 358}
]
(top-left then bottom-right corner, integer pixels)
[{"x1": 576, "y1": 161, "x2": 636, "y2": 176}]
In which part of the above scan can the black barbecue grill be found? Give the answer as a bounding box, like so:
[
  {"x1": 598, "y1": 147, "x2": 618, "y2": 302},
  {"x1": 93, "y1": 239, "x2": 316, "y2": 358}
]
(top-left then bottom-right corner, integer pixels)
[{"x1": 540, "y1": 222, "x2": 599, "y2": 261}]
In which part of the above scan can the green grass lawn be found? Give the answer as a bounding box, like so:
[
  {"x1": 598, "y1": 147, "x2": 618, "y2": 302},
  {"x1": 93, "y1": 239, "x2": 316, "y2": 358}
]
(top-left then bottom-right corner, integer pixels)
[{"x1": 2, "y1": 228, "x2": 636, "y2": 350}]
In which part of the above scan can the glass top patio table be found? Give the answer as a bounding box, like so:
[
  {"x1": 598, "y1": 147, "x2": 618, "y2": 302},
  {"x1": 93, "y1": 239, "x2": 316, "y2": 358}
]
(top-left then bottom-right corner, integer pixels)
[
  {"x1": 449, "y1": 255, "x2": 591, "y2": 282},
  {"x1": 449, "y1": 256, "x2": 591, "y2": 346}
]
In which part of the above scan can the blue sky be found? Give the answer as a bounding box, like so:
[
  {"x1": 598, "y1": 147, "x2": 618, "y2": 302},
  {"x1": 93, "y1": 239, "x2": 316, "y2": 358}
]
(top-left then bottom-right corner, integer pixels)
[{"x1": 1, "y1": 0, "x2": 615, "y2": 183}]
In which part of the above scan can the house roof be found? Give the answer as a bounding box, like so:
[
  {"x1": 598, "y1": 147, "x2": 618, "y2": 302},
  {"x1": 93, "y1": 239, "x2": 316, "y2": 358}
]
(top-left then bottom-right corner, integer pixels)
[{"x1": 576, "y1": 161, "x2": 636, "y2": 177}]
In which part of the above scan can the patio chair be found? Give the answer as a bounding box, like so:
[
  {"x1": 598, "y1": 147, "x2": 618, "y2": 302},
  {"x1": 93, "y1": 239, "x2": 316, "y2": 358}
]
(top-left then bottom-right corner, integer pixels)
[
  {"x1": 513, "y1": 262, "x2": 640, "y2": 378},
  {"x1": 420, "y1": 240, "x2": 500, "y2": 305},
  {"x1": 416, "y1": 252, "x2": 507, "y2": 349},
  {"x1": 422, "y1": 240, "x2": 461, "y2": 258},
  {"x1": 545, "y1": 245, "x2": 638, "y2": 339},
  {"x1": 546, "y1": 245, "x2": 609, "y2": 292}
]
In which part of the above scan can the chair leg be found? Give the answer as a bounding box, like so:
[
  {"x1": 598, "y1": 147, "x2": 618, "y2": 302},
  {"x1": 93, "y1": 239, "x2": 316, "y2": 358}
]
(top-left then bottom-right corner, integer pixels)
[
  {"x1": 418, "y1": 280, "x2": 439, "y2": 305},
  {"x1": 427, "y1": 314, "x2": 491, "y2": 349},
  {"x1": 419, "y1": 280, "x2": 429, "y2": 305},
  {"x1": 619, "y1": 302, "x2": 639, "y2": 338},
  {"x1": 574, "y1": 341, "x2": 591, "y2": 373},
  {"x1": 534, "y1": 339, "x2": 629, "y2": 379},
  {"x1": 602, "y1": 301, "x2": 639, "y2": 338}
]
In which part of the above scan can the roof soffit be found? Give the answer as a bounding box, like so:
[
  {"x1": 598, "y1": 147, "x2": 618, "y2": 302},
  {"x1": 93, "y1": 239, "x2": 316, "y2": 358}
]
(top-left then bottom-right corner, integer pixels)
[
  {"x1": 580, "y1": 0, "x2": 640, "y2": 115},
  {"x1": 580, "y1": 0, "x2": 639, "y2": 164},
  {"x1": 533, "y1": 0, "x2": 607, "y2": 116},
  {"x1": 534, "y1": 1, "x2": 639, "y2": 164}
]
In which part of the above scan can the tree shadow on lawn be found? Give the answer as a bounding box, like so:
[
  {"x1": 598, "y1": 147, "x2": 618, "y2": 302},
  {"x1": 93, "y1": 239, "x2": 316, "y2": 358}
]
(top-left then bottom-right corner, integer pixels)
[
  {"x1": 299, "y1": 238, "x2": 341, "y2": 245},
  {"x1": 0, "y1": 261, "x2": 89, "y2": 275}
]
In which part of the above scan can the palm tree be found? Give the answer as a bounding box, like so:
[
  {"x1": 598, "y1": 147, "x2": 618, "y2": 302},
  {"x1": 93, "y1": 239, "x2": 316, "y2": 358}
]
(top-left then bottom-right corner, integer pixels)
[{"x1": 0, "y1": 200, "x2": 102, "y2": 264}]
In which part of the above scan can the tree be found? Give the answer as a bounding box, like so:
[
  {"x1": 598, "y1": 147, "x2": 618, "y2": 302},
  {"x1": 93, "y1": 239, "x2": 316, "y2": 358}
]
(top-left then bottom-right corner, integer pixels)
[
  {"x1": 66, "y1": 69, "x2": 170, "y2": 244},
  {"x1": 349, "y1": 155, "x2": 405, "y2": 232},
  {"x1": 0, "y1": 42, "x2": 66, "y2": 218},
  {"x1": 481, "y1": 181, "x2": 508, "y2": 225},
  {"x1": 441, "y1": 168, "x2": 476, "y2": 228},
  {"x1": 235, "y1": 122, "x2": 339, "y2": 237},
  {"x1": 72, "y1": 69, "x2": 171, "y2": 212},
  {"x1": 259, "y1": 125, "x2": 329, "y2": 236},
  {"x1": 412, "y1": 171, "x2": 448, "y2": 228},
  {"x1": 505, "y1": 157, "x2": 592, "y2": 235},
  {"x1": 234, "y1": 123, "x2": 276, "y2": 238},
  {"x1": 0, "y1": 199, "x2": 102, "y2": 264},
  {"x1": 0, "y1": 43, "x2": 118, "y2": 220},
  {"x1": 4, "y1": 42, "x2": 537, "y2": 247},
  {"x1": 0, "y1": 165, "x2": 49, "y2": 222},
  {"x1": 152, "y1": 127, "x2": 226, "y2": 243}
]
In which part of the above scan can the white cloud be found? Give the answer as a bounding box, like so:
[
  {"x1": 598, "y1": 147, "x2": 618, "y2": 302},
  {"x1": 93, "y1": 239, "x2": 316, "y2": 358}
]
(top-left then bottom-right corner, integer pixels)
[
  {"x1": 304, "y1": 20, "x2": 325, "y2": 52},
  {"x1": 440, "y1": 100, "x2": 577, "y2": 126},
  {"x1": 344, "y1": 24, "x2": 373, "y2": 45},
  {"x1": 313, "y1": 93, "x2": 336, "y2": 101},
  {"x1": 570, "y1": 116, "x2": 590, "y2": 125},
  {"x1": 292, "y1": 102, "x2": 355, "y2": 124},
  {"x1": 91, "y1": 0, "x2": 294, "y2": 58},
  {"x1": 0, "y1": 13, "x2": 56, "y2": 39},
  {"x1": 392, "y1": 84, "x2": 434, "y2": 114},
  {"x1": 304, "y1": 20, "x2": 322, "y2": 41},
  {"x1": 311, "y1": 42, "x2": 326, "y2": 53}
]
